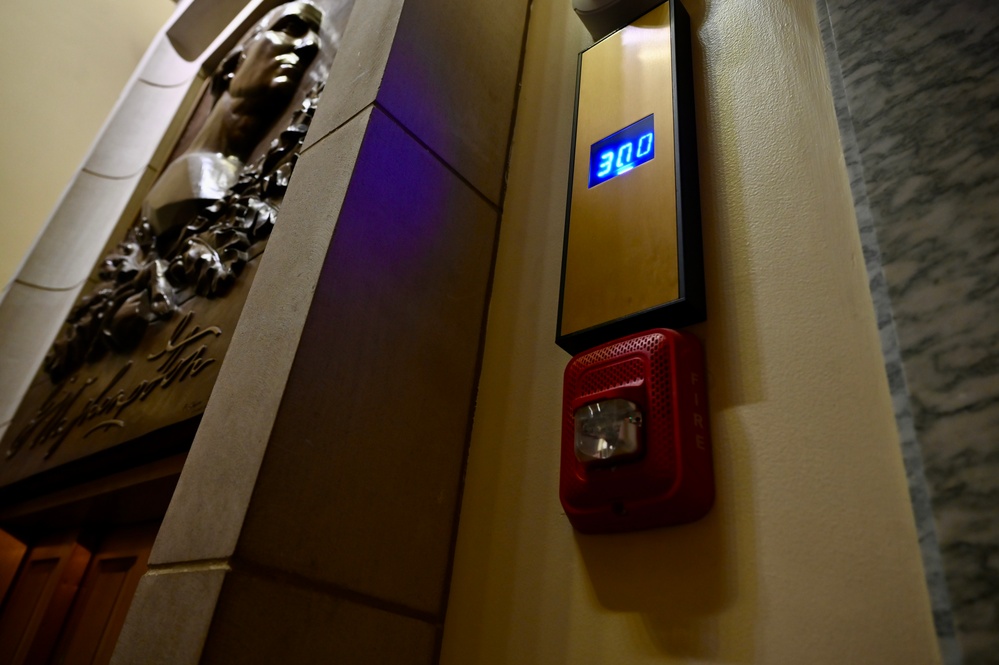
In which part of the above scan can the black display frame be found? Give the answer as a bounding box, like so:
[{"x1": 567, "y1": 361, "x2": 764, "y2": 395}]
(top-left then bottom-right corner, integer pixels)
[{"x1": 556, "y1": 0, "x2": 704, "y2": 356}]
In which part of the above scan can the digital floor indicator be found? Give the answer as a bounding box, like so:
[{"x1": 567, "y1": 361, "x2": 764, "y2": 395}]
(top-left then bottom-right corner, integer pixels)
[{"x1": 557, "y1": 0, "x2": 705, "y2": 355}]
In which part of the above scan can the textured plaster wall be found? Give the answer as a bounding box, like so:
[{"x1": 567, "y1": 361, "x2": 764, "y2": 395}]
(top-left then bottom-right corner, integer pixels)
[
  {"x1": 0, "y1": 0, "x2": 174, "y2": 290},
  {"x1": 440, "y1": 0, "x2": 942, "y2": 663}
]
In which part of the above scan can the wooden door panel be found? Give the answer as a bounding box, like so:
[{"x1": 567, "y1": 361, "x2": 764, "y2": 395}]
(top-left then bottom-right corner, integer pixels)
[
  {"x1": 0, "y1": 530, "x2": 27, "y2": 606},
  {"x1": 0, "y1": 532, "x2": 91, "y2": 665},
  {"x1": 51, "y1": 523, "x2": 156, "y2": 665},
  {"x1": 0, "y1": 557, "x2": 58, "y2": 659},
  {"x1": 58, "y1": 556, "x2": 135, "y2": 665},
  {"x1": 25, "y1": 545, "x2": 91, "y2": 664}
]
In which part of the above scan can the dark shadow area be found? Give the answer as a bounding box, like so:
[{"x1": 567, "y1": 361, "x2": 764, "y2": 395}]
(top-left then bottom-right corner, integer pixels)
[{"x1": 575, "y1": 426, "x2": 756, "y2": 662}]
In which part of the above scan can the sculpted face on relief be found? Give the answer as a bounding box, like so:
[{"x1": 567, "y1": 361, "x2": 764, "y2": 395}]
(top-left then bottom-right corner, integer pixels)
[{"x1": 143, "y1": 1, "x2": 323, "y2": 240}]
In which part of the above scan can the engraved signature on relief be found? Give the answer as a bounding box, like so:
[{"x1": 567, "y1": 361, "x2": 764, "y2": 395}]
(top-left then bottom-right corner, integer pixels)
[{"x1": 6, "y1": 313, "x2": 221, "y2": 461}]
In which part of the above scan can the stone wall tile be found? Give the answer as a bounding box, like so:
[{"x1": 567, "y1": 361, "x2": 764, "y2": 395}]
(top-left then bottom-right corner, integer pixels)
[
  {"x1": 200, "y1": 568, "x2": 436, "y2": 665},
  {"x1": 304, "y1": 0, "x2": 406, "y2": 150},
  {"x1": 235, "y1": 107, "x2": 498, "y2": 618},
  {"x1": 306, "y1": 0, "x2": 529, "y2": 204},
  {"x1": 109, "y1": 567, "x2": 227, "y2": 665},
  {"x1": 379, "y1": 0, "x2": 529, "y2": 202}
]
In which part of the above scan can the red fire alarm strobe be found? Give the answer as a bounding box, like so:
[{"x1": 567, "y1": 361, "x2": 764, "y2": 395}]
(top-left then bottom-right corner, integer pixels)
[{"x1": 560, "y1": 329, "x2": 713, "y2": 533}]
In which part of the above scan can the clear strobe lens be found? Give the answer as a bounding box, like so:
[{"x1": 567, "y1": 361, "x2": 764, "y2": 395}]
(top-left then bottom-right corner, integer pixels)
[{"x1": 574, "y1": 398, "x2": 643, "y2": 462}]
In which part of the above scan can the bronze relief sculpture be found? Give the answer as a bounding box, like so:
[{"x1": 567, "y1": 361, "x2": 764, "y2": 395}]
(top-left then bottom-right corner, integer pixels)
[
  {"x1": 2, "y1": 0, "x2": 348, "y2": 478},
  {"x1": 44, "y1": 1, "x2": 326, "y2": 383}
]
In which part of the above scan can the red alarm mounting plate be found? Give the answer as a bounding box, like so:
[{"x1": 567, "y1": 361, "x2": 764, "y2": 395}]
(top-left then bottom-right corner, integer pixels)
[{"x1": 560, "y1": 328, "x2": 713, "y2": 533}]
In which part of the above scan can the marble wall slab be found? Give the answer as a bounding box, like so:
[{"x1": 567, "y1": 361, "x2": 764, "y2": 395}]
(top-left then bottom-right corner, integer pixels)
[{"x1": 820, "y1": 1, "x2": 999, "y2": 663}]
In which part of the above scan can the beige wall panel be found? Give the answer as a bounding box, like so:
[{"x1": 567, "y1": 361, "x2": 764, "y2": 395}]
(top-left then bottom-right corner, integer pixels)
[
  {"x1": 0, "y1": 0, "x2": 174, "y2": 291},
  {"x1": 138, "y1": 37, "x2": 201, "y2": 88},
  {"x1": 0, "y1": 284, "x2": 80, "y2": 426},
  {"x1": 82, "y1": 80, "x2": 192, "y2": 179},
  {"x1": 16, "y1": 170, "x2": 143, "y2": 290},
  {"x1": 167, "y1": 0, "x2": 260, "y2": 61},
  {"x1": 440, "y1": 0, "x2": 941, "y2": 663}
]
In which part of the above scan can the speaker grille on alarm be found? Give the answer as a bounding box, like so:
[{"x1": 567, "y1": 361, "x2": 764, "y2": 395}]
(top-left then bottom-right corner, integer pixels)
[
  {"x1": 646, "y1": 335, "x2": 674, "y2": 433},
  {"x1": 579, "y1": 358, "x2": 644, "y2": 397}
]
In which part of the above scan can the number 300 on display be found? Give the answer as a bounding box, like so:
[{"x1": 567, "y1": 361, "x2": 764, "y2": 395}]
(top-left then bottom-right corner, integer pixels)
[{"x1": 588, "y1": 114, "x2": 656, "y2": 188}]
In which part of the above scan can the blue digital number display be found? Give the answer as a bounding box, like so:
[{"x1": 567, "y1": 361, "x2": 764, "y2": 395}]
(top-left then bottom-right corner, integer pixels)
[{"x1": 588, "y1": 114, "x2": 655, "y2": 188}]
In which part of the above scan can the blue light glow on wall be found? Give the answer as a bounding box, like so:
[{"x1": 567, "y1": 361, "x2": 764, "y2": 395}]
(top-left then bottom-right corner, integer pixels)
[{"x1": 588, "y1": 114, "x2": 655, "y2": 188}]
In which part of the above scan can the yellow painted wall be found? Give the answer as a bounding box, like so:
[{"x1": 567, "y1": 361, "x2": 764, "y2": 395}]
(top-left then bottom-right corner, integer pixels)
[
  {"x1": 440, "y1": 0, "x2": 941, "y2": 663},
  {"x1": 0, "y1": 0, "x2": 174, "y2": 290}
]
